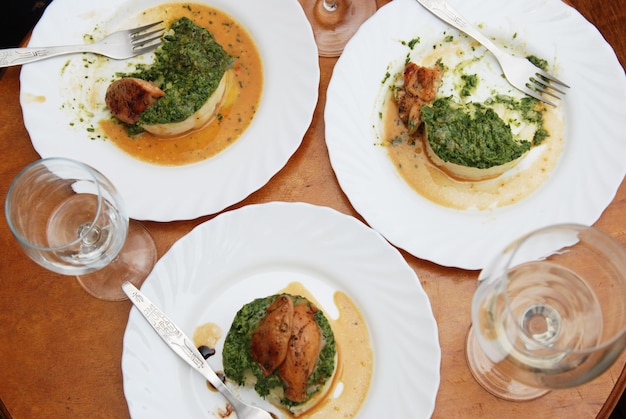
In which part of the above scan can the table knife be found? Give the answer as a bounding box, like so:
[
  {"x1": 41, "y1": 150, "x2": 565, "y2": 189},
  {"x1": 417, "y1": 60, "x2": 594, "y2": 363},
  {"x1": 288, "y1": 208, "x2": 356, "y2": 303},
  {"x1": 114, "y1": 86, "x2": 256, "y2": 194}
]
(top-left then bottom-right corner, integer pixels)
[{"x1": 121, "y1": 281, "x2": 274, "y2": 419}]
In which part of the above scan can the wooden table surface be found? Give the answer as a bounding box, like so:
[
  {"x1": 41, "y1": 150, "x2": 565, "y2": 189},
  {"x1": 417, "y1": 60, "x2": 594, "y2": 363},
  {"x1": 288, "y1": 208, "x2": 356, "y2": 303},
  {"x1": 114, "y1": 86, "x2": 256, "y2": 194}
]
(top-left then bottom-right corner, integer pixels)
[{"x1": 1, "y1": 0, "x2": 625, "y2": 417}]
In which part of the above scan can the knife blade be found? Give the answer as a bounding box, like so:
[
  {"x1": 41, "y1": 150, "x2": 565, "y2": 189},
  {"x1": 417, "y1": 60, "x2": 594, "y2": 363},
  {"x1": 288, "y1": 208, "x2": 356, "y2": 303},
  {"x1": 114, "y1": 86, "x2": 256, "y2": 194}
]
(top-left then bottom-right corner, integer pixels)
[
  {"x1": 122, "y1": 282, "x2": 275, "y2": 419},
  {"x1": 121, "y1": 281, "x2": 225, "y2": 389}
]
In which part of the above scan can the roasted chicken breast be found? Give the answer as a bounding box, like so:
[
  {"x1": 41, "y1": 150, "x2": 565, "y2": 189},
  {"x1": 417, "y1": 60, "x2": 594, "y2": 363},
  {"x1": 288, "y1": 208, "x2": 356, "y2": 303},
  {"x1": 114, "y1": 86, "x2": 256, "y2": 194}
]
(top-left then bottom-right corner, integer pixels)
[
  {"x1": 395, "y1": 62, "x2": 443, "y2": 135},
  {"x1": 250, "y1": 295, "x2": 294, "y2": 376},
  {"x1": 278, "y1": 302, "x2": 323, "y2": 403},
  {"x1": 105, "y1": 78, "x2": 165, "y2": 125}
]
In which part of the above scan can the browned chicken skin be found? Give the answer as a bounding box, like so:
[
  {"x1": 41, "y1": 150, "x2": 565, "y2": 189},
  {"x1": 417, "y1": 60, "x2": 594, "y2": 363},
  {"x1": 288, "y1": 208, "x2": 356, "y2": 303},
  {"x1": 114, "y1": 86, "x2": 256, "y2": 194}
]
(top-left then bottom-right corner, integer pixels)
[
  {"x1": 250, "y1": 295, "x2": 294, "y2": 376},
  {"x1": 395, "y1": 63, "x2": 443, "y2": 135},
  {"x1": 278, "y1": 302, "x2": 322, "y2": 403},
  {"x1": 250, "y1": 296, "x2": 323, "y2": 403},
  {"x1": 104, "y1": 77, "x2": 165, "y2": 124}
]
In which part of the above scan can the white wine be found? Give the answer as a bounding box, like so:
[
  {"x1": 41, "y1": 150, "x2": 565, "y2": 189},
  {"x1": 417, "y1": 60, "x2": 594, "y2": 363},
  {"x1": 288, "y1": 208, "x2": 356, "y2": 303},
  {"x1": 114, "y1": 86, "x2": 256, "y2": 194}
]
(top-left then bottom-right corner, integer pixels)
[
  {"x1": 6, "y1": 157, "x2": 155, "y2": 300},
  {"x1": 476, "y1": 261, "x2": 603, "y2": 389},
  {"x1": 45, "y1": 193, "x2": 126, "y2": 274},
  {"x1": 467, "y1": 224, "x2": 626, "y2": 400}
]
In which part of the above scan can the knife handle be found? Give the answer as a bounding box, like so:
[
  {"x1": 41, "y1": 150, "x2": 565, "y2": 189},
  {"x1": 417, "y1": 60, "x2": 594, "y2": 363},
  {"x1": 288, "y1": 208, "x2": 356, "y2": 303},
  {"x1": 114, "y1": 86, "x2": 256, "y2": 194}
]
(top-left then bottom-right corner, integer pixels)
[{"x1": 121, "y1": 282, "x2": 224, "y2": 390}]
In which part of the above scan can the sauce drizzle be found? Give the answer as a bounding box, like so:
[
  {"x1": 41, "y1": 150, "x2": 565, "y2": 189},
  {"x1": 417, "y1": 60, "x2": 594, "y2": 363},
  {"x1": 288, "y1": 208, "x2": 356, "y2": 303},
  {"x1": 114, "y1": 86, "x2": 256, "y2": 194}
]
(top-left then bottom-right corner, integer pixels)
[{"x1": 101, "y1": 3, "x2": 263, "y2": 166}]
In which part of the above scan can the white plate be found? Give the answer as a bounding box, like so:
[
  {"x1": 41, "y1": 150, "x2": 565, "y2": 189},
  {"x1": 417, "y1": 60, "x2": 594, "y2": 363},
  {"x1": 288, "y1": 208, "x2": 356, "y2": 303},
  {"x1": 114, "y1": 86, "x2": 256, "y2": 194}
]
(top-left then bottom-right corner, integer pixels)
[
  {"x1": 20, "y1": 0, "x2": 319, "y2": 221},
  {"x1": 325, "y1": 0, "x2": 626, "y2": 269},
  {"x1": 122, "y1": 202, "x2": 440, "y2": 418}
]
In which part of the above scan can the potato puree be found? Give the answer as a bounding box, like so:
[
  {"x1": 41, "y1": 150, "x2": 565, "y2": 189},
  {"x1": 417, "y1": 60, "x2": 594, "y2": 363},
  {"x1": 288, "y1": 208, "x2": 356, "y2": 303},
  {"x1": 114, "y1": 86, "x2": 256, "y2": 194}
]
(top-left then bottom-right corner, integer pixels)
[{"x1": 101, "y1": 3, "x2": 263, "y2": 166}]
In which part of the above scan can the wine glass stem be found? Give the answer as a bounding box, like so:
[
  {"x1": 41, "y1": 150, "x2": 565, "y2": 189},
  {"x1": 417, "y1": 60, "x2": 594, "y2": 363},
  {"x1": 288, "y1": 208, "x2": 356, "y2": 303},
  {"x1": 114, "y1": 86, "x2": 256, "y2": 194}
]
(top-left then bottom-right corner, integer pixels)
[{"x1": 323, "y1": 0, "x2": 338, "y2": 12}]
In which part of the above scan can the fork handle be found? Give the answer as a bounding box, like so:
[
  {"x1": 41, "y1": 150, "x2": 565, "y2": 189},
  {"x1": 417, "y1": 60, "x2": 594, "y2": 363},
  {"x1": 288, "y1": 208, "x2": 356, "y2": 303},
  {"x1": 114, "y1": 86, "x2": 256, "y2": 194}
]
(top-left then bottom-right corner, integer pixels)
[
  {"x1": 0, "y1": 45, "x2": 93, "y2": 68},
  {"x1": 415, "y1": 0, "x2": 507, "y2": 61}
]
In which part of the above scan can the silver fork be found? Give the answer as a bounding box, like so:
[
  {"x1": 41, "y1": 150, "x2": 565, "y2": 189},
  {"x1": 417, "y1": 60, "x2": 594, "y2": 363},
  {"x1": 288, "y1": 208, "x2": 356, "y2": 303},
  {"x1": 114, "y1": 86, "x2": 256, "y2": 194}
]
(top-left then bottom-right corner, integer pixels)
[
  {"x1": 0, "y1": 21, "x2": 164, "y2": 68},
  {"x1": 416, "y1": 0, "x2": 569, "y2": 106}
]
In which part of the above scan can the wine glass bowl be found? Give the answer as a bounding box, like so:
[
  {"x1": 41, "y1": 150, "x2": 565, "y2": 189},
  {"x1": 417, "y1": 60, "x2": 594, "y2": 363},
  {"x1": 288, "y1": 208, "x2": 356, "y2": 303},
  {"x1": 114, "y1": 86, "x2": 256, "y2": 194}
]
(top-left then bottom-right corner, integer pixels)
[
  {"x1": 7, "y1": 158, "x2": 127, "y2": 274},
  {"x1": 299, "y1": 0, "x2": 377, "y2": 57},
  {"x1": 5, "y1": 158, "x2": 156, "y2": 301},
  {"x1": 466, "y1": 224, "x2": 626, "y2": 401}
]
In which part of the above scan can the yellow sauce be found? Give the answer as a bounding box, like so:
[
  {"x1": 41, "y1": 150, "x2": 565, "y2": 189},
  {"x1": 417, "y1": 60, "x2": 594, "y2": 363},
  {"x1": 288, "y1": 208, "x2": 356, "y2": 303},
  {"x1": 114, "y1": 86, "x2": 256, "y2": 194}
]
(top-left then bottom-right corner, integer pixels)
[
  {"x1": 101, "y1": 3, "x2": 263, "y2": 166},
  {"x1": 384, "y1": 99, "x2": 564, "y2": 210},
  {"x1": 193, "y1": 282, "x2": 372, "y2": 418},
  {"x1": 22, "y1": 93, "x2": 46, "y2": 103},
  {"x1": 383, "y1": 38, "x2": 565, "y2": 210},
  {"x1": 279, "y1": 282, "x2": 372, "y2": 418},
  {"x1": 193, "y1": 322, "x2": 222, "y2": 350}
]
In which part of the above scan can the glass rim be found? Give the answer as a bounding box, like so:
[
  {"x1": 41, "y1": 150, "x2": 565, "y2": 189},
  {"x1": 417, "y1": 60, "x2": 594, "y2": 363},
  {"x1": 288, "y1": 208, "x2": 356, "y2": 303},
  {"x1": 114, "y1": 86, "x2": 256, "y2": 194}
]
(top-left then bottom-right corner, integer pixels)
[
  {"x1": 5, "y1": 157, "x2": 105, "y2": 252},
  {"x1": 502, "y1": 223, "x2": 626, "y2": 355}
]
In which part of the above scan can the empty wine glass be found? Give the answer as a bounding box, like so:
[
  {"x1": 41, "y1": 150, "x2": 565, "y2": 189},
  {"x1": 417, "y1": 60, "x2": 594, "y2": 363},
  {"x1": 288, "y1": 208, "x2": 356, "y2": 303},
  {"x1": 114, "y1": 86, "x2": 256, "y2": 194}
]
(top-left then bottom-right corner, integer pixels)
[
  {"x1": 5, "y1": 157, "x2": 157, "y2": 301},
  {"x1": 298, "y1": 0, "x2": 377, "y2": 57},
  {"x1": 465, "y1": 224, "x2": 626, "y2": 401}
]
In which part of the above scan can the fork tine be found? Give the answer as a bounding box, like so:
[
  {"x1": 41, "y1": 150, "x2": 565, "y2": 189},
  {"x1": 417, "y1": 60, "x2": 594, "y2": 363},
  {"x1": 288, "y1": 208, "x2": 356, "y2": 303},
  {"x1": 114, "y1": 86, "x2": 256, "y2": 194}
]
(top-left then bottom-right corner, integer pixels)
[
  {"x1": 532, "y1": 83, "x2": 561, "y2": 100},
  {"x1": 531, "y1": 77, "x2": 567, "y2": 96},
  {"x1": 132, "y1": 28, "x2": 165, "y2": 43},
  {"x1": 542, "y1": 82, "x2": 566, "y2": 96},
  {"x1": 130, "y1": 21, "x2": 164, "y2": 35},
  {"x1": 534, "y1": 67, "x2": 570, "y2": 88},
  {"x1": 132, "y1": 36, "x2": 163, "y2": 52},
  {"x1": 133, "y1": 43, "x2": 163, "y2": 56},
  {"x1": 521, "y1": 84, "x2": 557, "y2": 107}
]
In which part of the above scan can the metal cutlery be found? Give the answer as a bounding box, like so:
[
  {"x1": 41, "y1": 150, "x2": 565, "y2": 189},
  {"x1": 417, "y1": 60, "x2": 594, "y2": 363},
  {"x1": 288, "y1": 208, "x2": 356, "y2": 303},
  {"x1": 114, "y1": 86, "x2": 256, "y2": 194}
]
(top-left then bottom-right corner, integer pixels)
[
  {"x1": 416, "y1": 0, "x2": 569, "y2": 106},
  {"x1": 122, "y1": 281, "x2": 274, "y2": 419},
  {"x1": 0, "y1": 21, "x2": 164, "y2": 68}
]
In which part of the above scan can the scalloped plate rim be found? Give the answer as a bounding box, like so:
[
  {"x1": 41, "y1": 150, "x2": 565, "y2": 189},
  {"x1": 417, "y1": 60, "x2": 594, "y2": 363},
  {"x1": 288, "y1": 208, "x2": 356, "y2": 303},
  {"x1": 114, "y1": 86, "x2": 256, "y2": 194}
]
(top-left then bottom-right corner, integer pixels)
[
  {"x1": 121, "y1": 201, "x2": 441, "y2": 418},
  {"x1": 325, "y1": 0, "x2": 626, "y2": 270},
  {"x1": 19, "y1": 0, "x2": 319, "y2": 222}
]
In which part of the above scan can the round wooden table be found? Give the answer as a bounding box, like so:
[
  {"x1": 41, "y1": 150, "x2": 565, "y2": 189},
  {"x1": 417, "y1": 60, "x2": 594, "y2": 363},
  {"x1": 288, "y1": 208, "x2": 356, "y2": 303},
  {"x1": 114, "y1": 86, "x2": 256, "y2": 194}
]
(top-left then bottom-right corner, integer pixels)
[{"x1": 0, "y1": 0, "x2": 624, "y2": 417}]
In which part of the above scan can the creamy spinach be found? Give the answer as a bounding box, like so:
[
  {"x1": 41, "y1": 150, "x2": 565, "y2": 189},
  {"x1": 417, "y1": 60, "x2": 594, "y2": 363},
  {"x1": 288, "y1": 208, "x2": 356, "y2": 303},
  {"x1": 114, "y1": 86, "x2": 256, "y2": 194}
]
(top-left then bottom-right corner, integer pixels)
[
  {"x1": 222, "y1": 294, "x2": 336, "y2": 407},
  {"x1": 485, "y1": 94, "x2": 548, "y2": 145},
  {"x1": 460, "y1": 73, "x2": 478, "y2": 97},
  {"x1": 421, "y1": 97, "x2": 532, "y2": 168},
  {"x1": 122, "y1": 17, "x2": 232, "y2": 130},
  {"x1": 527, "y1": 55, "x2": 549, "y2": 71}
]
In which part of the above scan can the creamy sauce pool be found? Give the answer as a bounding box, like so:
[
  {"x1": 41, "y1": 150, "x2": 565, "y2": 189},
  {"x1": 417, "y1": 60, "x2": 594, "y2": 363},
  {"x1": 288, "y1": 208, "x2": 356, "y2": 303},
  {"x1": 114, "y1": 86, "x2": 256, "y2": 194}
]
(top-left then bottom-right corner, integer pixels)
[
  {"x1": 384, "y1": 101, "x2": 563, "y2": 210},
  {"x1": 383, "y1": 38, "x2": 564, "y2": 210},
  {"x1": 280, "y1": 282, "x2": 372, "y2": 418},
  {"x1": 101, "y1": 3, "x2": 263, "y2": 166},
  {"x1": 193, "y1": 282, "x2": 372, "y2": 418}
]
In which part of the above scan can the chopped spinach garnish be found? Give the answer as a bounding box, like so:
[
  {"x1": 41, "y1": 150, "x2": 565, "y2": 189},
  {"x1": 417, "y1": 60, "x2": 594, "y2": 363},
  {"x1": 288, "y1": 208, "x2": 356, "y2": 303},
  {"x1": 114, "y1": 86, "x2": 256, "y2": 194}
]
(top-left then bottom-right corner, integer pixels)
[
  {"x1": 421, "y1": 97, "x2": 531, "y2": 168},
  {"x1": 222, "y1": 294, "x2": 336, "y2": 407},
  {"x1": 121, "y1": 17, "x2": 232, "y2": 130}
]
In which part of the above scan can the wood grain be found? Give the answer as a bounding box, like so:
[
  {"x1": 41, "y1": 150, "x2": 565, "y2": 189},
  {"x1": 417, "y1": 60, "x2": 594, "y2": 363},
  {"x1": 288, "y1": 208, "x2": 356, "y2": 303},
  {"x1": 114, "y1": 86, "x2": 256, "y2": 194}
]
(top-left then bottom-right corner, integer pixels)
[{"x1": 0, "y1": 0, "x2": 624, "y2": 417}]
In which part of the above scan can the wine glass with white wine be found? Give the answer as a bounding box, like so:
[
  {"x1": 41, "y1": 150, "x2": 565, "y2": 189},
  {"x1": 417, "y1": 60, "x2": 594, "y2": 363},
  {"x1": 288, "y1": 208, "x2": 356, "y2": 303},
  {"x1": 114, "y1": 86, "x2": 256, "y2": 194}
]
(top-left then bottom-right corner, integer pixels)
[
  {"x1": 466, "y1": 224, "x2": 626, "y2": 401},
  {"x1": 298, "y1": 0, "x2": 377, "y2": 57},
  {"x1": 5, "y1": 157, "x2": 157, "y2": 301}
]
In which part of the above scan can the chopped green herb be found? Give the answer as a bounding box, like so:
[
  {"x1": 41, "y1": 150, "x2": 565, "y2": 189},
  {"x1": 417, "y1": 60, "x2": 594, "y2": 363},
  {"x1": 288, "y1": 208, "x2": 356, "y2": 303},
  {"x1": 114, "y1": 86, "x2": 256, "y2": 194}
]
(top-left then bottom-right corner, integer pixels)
[
  {"x1": 421, "y1": 97, "x2": 531, "y2": 168},
  {"x1": 222, "y1": 294, "x2": 336, "y2": 408},
  {"x1": 460, "y1": 73, "x2": 478, "y2": 97},
  {"x1": 121, "y1": 17, "x2": 233, "y2": 130},
  {"x1": 526, "y1": 55, "x2": 549, "y2": 71},
  {"x1": 485, "y1": 95, "x2": 549, "y2": 145}
]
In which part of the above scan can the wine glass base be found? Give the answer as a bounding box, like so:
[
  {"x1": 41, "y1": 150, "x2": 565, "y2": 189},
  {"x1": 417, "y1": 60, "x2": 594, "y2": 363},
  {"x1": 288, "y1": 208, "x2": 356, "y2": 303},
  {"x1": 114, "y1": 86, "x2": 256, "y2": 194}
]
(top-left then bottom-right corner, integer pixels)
[
  {"x1": 76, "y1": 221, "x2": 157, "y2": 301},
  {"x1": 465, "y1": 326, "x2": 550, "y2": 401},
  {"x1": 299, "y1": 0, "x2": 377, "y2": 57}
]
